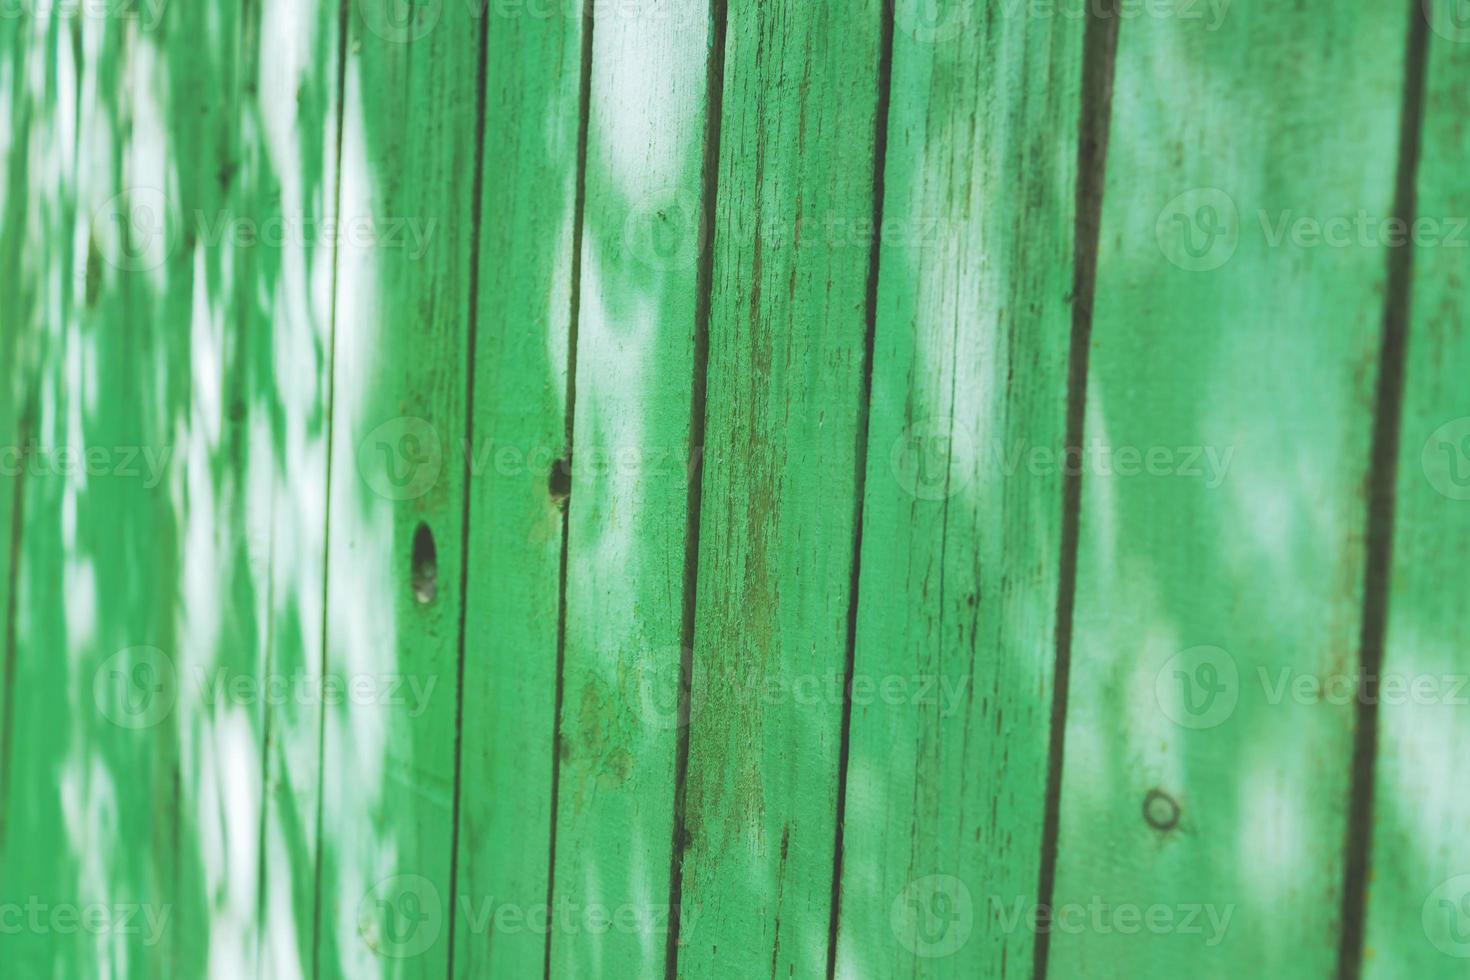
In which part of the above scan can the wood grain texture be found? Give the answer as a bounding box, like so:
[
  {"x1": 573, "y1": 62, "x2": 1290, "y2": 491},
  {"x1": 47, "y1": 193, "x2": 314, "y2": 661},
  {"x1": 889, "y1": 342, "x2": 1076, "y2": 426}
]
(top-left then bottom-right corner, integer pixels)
[
  {"x1": 5, "y1": 4, "x2": 1470, "y2": 979},
  {"x1": 1361, "y1": 11, "x2": 1470, "y2": 977},
  {"x1": 451, "y1": 2, "x2": 585, "y2": 976},
  {"x1": 317, "y1": 2, "x2": 482, "y2": 976},
  {"x1": 832, "y1": 2, "x2": 1084, "y2": 976},
  {"x1": 1048, "y1": 2, "x2": 1413, "y2": 977},
  {"x1": 548, "y1": 1, "x2": 717, "y2": 976},
  {"x1": 672, "y1": 0, "x2": 884, "y2": 975}
]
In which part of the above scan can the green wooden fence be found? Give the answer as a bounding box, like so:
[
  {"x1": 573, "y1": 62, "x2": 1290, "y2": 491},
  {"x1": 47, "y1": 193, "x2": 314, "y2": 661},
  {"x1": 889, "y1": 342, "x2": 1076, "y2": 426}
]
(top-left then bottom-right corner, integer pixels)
[{"x1": 0, "y1": 0, "x2": 1466, "y2": 977}]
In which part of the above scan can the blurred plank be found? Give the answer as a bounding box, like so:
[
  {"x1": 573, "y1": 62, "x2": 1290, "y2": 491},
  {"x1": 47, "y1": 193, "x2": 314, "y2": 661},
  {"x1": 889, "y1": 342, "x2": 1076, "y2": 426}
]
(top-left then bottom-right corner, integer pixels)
[
  {"x1": 240, "y1": 1, "x2": 344, "y2": 978},
  {"x1": 672, "y1": 0, "x2": 885, "y2": 975},
  {"x1": 159, "y1": 1, "x2": 259, "y2": 974},
  {"x1": 833, "y1": 1, "x2": 1083, "y2": 976},
  {"x1": 0, "y1": 7, "x2": 239, "y2": 976},
  {"x1": 0, "y1": 7, "x2": 37, "y2": 818}
]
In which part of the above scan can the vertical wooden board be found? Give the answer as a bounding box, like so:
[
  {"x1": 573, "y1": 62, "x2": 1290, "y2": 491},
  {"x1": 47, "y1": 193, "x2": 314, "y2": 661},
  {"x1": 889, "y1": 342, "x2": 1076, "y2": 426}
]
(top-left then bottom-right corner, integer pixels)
[
  {"x1": 242, "y1": 0, "x2": 344, "y2": 977},
  {"x1": 548, "y1": 1, "x2": 715, "y2": 976},
  {"x1": 1362, "y1": 14, "x2": 1470, "y2": 978},
  {"x1": 451, "y1": 2, "x2": 584, "y2": 977},
  {"x1": 0, "y1": 10, "x2": 36, "y2": 794},
  {"x1": 1049, "y1": 3, "x2": 1410, "y2": 978},
  {"x1": 673, "y1": 0, "x2": 883, "y2": 975},
  {"x1": 154, "y1": 1, "x2": 271, "y2": 975},
  {"x1": 22, "y1": 5, "x2": 213, "y2": 973},
  {"x1": 0, "y1": 5, "x2": 242, "y2": 974},
  {"x1": 316, "y1": 1, "x2": 480, "y2": 976},
  {"x1": 0, "y1": 14, "x2": 89, "y2": 974},
  {"x1": 833, "y1": 2, "x2": 1082, "y2": 976}
]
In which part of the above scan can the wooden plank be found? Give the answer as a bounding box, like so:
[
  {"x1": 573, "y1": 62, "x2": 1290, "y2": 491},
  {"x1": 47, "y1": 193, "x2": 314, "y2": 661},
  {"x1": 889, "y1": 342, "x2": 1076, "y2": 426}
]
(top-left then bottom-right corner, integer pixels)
[
  {"x1": 0, "y1": 8, "x2": 37, "y2": 808},
  {"x1": 157, "y1": 0, "x2": 258, "y2": 972},
  {"x1": 1361, "y1": 13, "x2": 1470, "y2": 978},
  {"x1": 241, "y1": 1, "x2": 344, "y2": 978},
  {"x1": 672, "y1": 0, "x2": 885, "y2": 975},
  {"x1": 0, "y1": 7, "x2": 228, "y2": 975},
  {"x1": 832, "y1": 1, "x2": 1084, "y2": 976},
  {"x1": 1047, "y1": 3, "x2": 1413, "y2": 977},
  {"x1": 450, "y1": 2, "x2": 585, "y2": 977},
  {"x1": 315, "y1": 2, "x2": 481, "y2": 976},
  {"x1": 547, "y1": 0, "x2": 718, "y2": 975}
]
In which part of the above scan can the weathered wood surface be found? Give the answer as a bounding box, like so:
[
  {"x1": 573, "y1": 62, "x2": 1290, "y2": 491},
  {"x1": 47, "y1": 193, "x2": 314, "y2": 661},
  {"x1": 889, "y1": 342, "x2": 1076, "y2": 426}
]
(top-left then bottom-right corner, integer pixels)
[
  {"x1": 673, "y1": 0, "x2": 884, "y2": 974},
  {"x1": 0, "y1": 2, "x2": 1462, "y2": 979},
  {"x1": 317, "y1": 1, "x2": 481, "y2": 977},
  {"x1": 1361, "y1": 10, "x2": 1469, "y2": 979},
  {"x1": 834, "y1": 2, "x2": 1084, "y2": 977},
  {"x1": 1048, "y1": 1, "x2": 1416, "y2": 977},
  {"x1": 547, "y1": 1, "x2": 718, "y2": 976},
  {"x1": 451, "y1": 3, "x2": 585, "y2": 978}
]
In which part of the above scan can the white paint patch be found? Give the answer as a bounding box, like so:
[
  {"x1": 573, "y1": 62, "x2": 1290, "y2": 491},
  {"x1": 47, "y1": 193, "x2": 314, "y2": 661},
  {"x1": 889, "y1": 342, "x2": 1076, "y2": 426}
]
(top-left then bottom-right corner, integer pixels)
[{"x1": 589, "y1": 0, "x2": 704, "y2": 216}]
